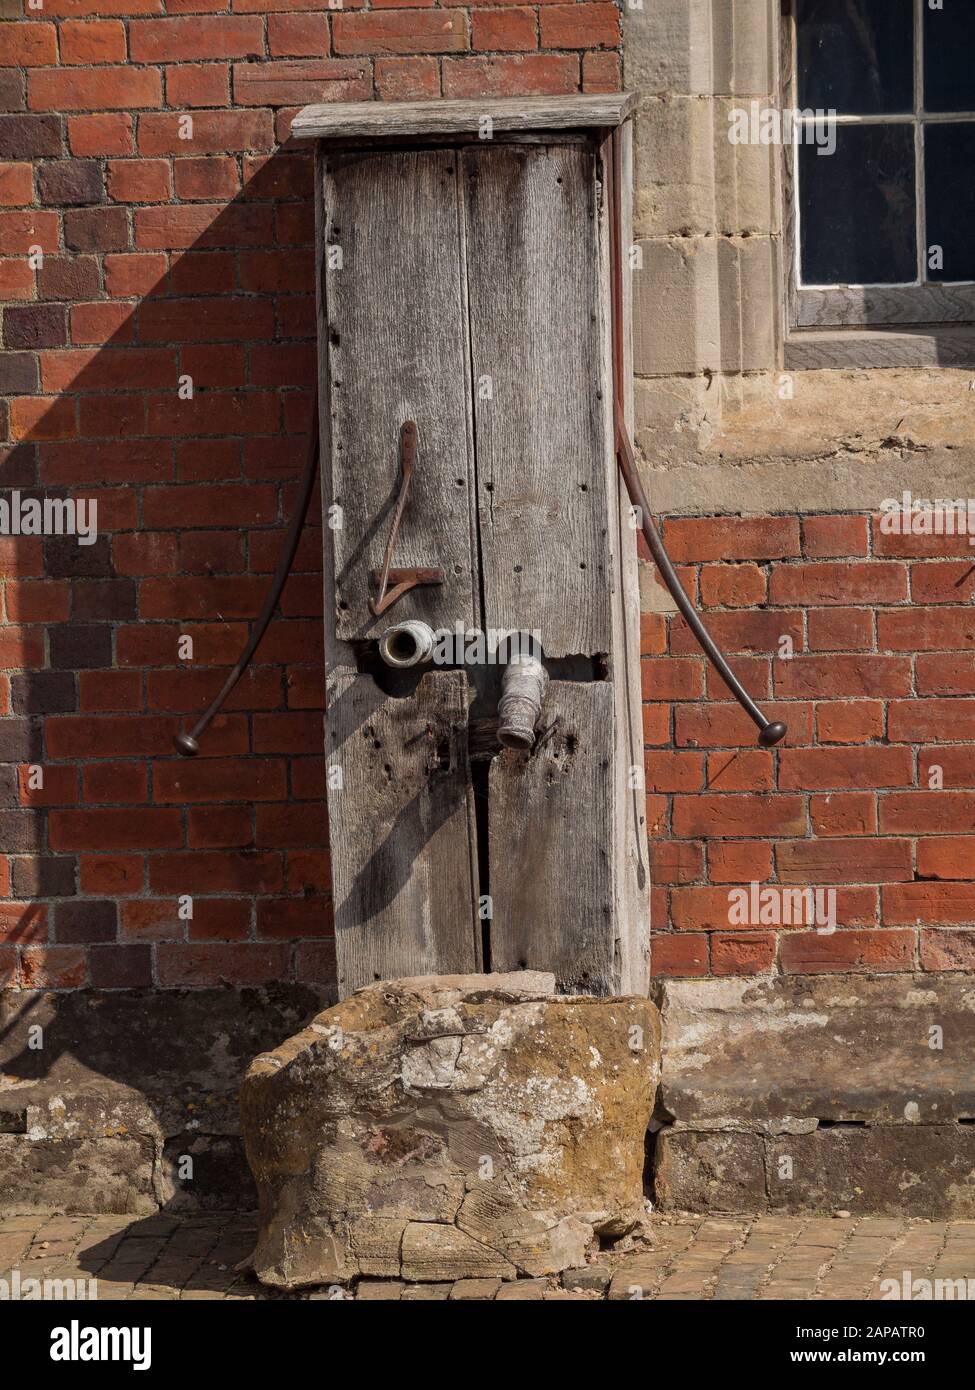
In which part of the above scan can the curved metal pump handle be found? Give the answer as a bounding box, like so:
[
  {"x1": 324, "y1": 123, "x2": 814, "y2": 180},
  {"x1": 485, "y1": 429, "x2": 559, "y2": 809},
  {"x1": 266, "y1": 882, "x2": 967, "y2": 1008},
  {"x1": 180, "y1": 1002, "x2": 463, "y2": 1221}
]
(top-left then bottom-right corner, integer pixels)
[
  {"x1": 606, "y1": 127, "x2": 786, "y2": 750},
  {"x1": 174, "y1": 396, "x2": 320, "y2": 756}
]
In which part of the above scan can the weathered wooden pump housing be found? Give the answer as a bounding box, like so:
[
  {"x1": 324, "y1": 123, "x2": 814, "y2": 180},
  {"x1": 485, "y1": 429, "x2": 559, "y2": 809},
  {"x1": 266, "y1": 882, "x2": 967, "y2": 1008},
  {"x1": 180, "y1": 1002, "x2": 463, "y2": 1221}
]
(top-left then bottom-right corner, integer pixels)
[{"x1": 292, "y1": 95, "x2": 649, "y2": 1000}]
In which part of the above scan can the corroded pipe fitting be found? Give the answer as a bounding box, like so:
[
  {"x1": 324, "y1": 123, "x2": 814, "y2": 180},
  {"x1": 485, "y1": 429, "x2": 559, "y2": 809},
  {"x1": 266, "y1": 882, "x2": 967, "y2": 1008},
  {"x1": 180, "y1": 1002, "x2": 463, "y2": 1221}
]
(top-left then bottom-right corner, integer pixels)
[
  {"x1": 378, "y1": 620, "x2": 436, "y2": 668},
  {"x1": 498, "y1": 655, "x2": 548, "y2": 750}
]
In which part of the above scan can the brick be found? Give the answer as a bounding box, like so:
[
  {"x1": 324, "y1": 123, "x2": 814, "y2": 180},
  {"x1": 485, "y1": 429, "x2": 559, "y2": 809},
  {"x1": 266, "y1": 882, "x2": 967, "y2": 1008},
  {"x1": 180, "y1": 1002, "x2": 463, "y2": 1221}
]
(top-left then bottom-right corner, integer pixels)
[
  {"x1": 0, "y1": 899, "x2": 48, "y2": 943},
  {"x1": 670, "y1": 609, "x2": 801, "y2": 656},
  {"x1": 802, "y1": 515, "x2": 869, "y2": 558},
  {"x1": 872, "y1": 514, "x2": 975, "y2": 557},
  {"x1": 49, "y1": 807, "x2": 183, "y2": 852},
  {"x1": 165, "y1": 62, "x2": 230, "y2": 107},
  {"x1": 78, "y1": 670, "x2": 142, "y2": 712},
  {"x1": 778, "y1": 746, "x2": 912, "y2": 791},
  {"x1": 375, "y1": 56, "x2": 440, "y2": 101},
  {"x1": 767, "y1": 561, "x2": 906, "y2": 606},
  {"x1": 106, "y1": 158, "x2": 171, "y2": 203},
  {"x1": 442, "y1": 53, "x2": 578, "y2": 97},
  {"x1": 232, "y1": 58, "x2": 371, "y2": 105},
  {"x1": 0, "y1": 628, "x2": 46, "y2": 671},
  {"x1": 9, "y1": 670, "x2": 75, "y2": 716},
  {"x1": 775, "y1": 654, "x2": 912, "y2": 699},
  {"x1": 539, "y1": 3, "x2": 619, "y2": 48},
  {"x1": 810, "y1": 792, "x2": 878, "y2": 837},
  {"x1": 20, "y1": 947, "x2": 87, "y2": 989},
  {"x1": 89, "y1": 944, "x2": 152, "y2": 988},
  {"x1": 9, "y1": 395, "x2": 76, "y2": 441},
  {"x1": 645, "y1": 749, "x2": 703, "y2": 792},
  {"x1": 582, "y1": 50, "x2": 621, "y2": 92},
  {"x1": 807, "y1": 607, "x2": 874, "y2": 651},
  {"x1": 54, "y1": 899, "x2": 117, "y2": 944},
  {"x1": 699, "y1": 563, "x2": 766, "y2": 608},
  {"x1": 130, "y1": 16, "x2": 263, "y2": 61},
  {"x1": 134, "y1": 202, "x2": 273, "y2": 250},
  {"x1": 650, "y1": 933, "x2": 708, "y2": 977},
  {"x1": 779, "y1": 930, "x2": 915, "y2": 974},
  {"x1": 472, "y1": 8, "x2": 537, "y2": 51},
  {"x1": 48, "y1": 624, "x2": 114, "y2": 669},
  {"x1": 883, "y1": 882, "x2": 975, "y2": 927},
  {"x1": 173, "y1": 156, "x2": 239, "y2": 200},
  {"x1": 186, "y1": 898, "x2": 252, "y2": 940},
  {"x1": 888, "y1": 699, "x2": 975, "y2": 742},
  {"x1": 268, "y1": 12, "x2": 330, "y2": 56},
  {"x1": 0, "y1": 257, "x2": 33, "y2": 297},
  {"x1": 6, "y1": 579, "x2": 70, "y2": 623},
  {"x1": 104, "y1": 252, "x2": 167, "y2": 296},
  {"x1": 776, "y1": 838, "x2": 912, "y2": 885},
  {"x1": 60, "y1": 19, "x2": 127, "y2": 65},
  {"x1": 663, "y1": 517, "x2": 801, "y2": 563},
  {"x1": 29, "y1": 67, "x2": 163, "y2": 112},
  {"x1": 909, "y1": 561, "x2": 975, "y2": 605},
  {"x1": 156, "y1": 942, "x2": 289, "y2": 987},
  {"x1": 41, "y1": 438, "x2": 168, "y2": 487},
  {"x1": 708, "y1": 840, "x2": 773, "y2": 883},
  {"x1": 0, "y1": 162, "x2": 32, "y2": 206},
  {"x1": 11, "y1": 856, "x2": 77, "y2": 898},
  {"x1": 671, "y1": 886, "x2": 747, "y2": 932},
  {"x1": 80, "y1": 854, "x2": 144, "y2": 895},
  {"x1": 67, "y1": 112, "x2": 132, "y2": 156},
  {"x1": 917, "y1": 650, "x2": 975, "y2": 695},
  {"x1": 916, "y1": 837, "x2": 975, "y2": 881},
  {"x1": 187, "y1": 806, "x2": 253, "y2": 850},
  {"x1": 143, "y1": 481, "x2": 276, "y2": 529},
  {"x1": 880, "y1": 792, "x2": 975, "y2": 835},
  {"x1": 37, "y1": 256, "x2": 100, "y2": 302},
  {"x1": 878, "y1": 608, "x2": 975, "y2": 652},
  {"x1": 641, "y1": 656, "x2": 703, "y2": 701},
  {"x1": 705, "y1": 748, "x2": 774, "y2": 792},
  {"x1": 0, "y1": 69, "x2": 23, "y2": 112},
  {"x1": 0, "y1": 351, "x2": 38, "y2": 393},
  {"x1": 82, "y1": 762, "x2": 149, "y2": 804},
  {"x1": 920, "y1": 929, "x2": 975, "y2": 971},
  {"x1": 672, "y1": 794, "x2": 805, "y2": 838},
  {"x1": 154, "y1": 756, "x2": 286, "y2": 803},
  {"x1": 333, "y1": 10, "x2": 465, "y2": 54},
  {"x1": 150, "y1": 850, "x2": 283, "y2": 895},
  {"x1": 0, "y1": 208, "x2": 58, "y2": 253},
  {"x1": 0, "y1": 113, "x2": 62, "y2": 158},
  {"x1": 138, "y1": 108, "x2": 273, "y2": 156},
  {"x1": 919, "y1": 744, "x2": 975, "y2": 787},
  {"x1": 650, "y1": 841, "x2": 703, "y2": 885},
  {"x1": 711, "y1": 932, "x2": 775, "y2": 975},
  {"x1": 255, "y1": 802, "x2": 327, "y2": 847},
  {"x1": 0, "y1": 22, "x2": 58, "y2": 67},
  {"x1": 64, "y1": 205, "x2": 129, "y2": 252},
  {"x1": 70, "y1": 302, "x2": 134, "y2": 345}
]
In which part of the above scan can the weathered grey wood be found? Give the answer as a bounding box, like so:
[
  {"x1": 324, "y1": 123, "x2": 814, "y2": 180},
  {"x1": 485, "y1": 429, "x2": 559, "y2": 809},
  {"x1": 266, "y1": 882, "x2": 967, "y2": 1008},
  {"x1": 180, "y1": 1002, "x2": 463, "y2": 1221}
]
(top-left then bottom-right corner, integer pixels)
[
  {"x1": 321, "y1": 149, "x2": 479, "y2": 652},
  {"x1": 785, "y1": 326, "x2": 975, "y2": 369},
  {"x1": 797, "y1": 284, "x2": 975, "y2": 327},
  {"x1": 293, "y1": 94, "x2": 636, "y2": 142},
  {"x1": 488, "y1": 682, "x2": 618, "y2": 994},
  {"x1": 462, "y1": 142, "x2": 612, "y2": 659},
  {"x1": 603, "y1": 124, "x2": 650, "y2": 995},
  {"x1": 326, "y1": 668, "x2": 480, "y2": 996}
]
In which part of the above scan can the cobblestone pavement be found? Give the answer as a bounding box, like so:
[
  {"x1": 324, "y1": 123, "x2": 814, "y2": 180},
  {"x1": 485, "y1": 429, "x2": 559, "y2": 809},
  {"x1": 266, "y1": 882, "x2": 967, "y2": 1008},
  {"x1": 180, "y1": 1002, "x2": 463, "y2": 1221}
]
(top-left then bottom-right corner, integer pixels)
[{"x1": 2, "y1": 1211, "x2": 974, "y2": 1300}]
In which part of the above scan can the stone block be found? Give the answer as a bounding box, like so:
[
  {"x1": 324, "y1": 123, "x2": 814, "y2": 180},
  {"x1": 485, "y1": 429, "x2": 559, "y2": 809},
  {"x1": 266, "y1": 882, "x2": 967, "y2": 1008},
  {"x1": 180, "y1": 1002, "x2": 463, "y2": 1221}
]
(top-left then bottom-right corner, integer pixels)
[{"x1": 241, "y1": 973, "x2": 660, "y2": 1288}]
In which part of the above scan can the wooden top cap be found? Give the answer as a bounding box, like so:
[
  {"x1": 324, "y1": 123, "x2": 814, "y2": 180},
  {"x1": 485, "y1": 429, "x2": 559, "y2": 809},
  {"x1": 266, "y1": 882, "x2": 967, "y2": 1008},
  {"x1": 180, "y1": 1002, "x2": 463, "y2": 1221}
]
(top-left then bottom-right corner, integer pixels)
[{"x1": 291, "y1": 93, "x2": 636, "y2": 142}]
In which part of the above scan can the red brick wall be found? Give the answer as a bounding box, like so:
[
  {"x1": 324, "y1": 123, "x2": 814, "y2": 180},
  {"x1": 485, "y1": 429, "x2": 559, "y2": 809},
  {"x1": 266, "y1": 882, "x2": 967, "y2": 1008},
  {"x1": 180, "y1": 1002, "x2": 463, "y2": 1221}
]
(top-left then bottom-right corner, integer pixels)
[
  {"x1": 0, "y1": 2, "x2": 622, "y2": 991},
  {"x1": 644, "y1": 513, "x2": 975, "y2": 980}
]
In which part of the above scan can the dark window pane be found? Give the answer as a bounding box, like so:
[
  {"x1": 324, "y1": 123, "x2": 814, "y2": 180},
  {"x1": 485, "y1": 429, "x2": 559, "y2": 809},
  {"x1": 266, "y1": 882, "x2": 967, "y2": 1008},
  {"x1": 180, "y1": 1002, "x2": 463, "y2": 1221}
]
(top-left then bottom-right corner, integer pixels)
[
  {"x1": 924, "y1": 1, "x2": 975, "y2": 113},
  {"x1": 925, "y1": 121, "x2": 975, "y2": 281},
  {"x1": 797, "y1": 0, "x2": 914, "y2": 115},
  {"x1": 799, "y1": 123, "x2": 917, "y2": 284}
]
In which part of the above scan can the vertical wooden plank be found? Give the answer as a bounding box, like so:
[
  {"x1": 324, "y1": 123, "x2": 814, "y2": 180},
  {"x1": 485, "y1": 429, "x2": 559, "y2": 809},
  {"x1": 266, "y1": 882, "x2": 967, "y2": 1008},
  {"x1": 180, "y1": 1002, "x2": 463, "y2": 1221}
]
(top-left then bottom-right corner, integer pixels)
[
  {"x1": 604, "y1": 124, "x2": 650, "y2": 995},
  {"x1": 461, "y1": 142, "x2": 612, "y2": 659},
  {"x1": 321, "y1": 149, "x2": 480, "y2": 652},
  {"x1": 488, "y1": 683, "x2": 617, "y2": 994},
  {"x1": 326, "y1": 668, "x2": 480, "y2": 997}
]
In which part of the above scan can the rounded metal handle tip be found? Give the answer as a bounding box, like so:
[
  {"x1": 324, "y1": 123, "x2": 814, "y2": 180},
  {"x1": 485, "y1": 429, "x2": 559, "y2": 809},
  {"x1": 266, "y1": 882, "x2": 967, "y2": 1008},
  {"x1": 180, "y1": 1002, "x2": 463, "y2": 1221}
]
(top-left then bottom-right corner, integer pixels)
[
  {"x1": 174, "y1": 732, "x2": 200, "y2": 757},
  {"x1": 758, "y1": 721, "x2": 787, "y2": 747}
]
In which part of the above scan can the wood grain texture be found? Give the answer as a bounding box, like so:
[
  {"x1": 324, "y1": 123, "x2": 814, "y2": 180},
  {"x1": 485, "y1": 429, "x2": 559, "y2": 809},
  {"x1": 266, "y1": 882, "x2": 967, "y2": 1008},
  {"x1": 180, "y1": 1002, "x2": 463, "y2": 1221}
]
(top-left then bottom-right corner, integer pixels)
[
  {"x1": 797, "y1": 284, "x2": 975, "y2": 328},
  {"x1": 292, "y1": 94, "x2": 636, "y2": 142},
  {"x1": 462, "y1": 141, "x2": 612, "y2": 659},
  {"x1": 322, "y1": 149, "x2": 479, "y2": 650},
  {"x1": 488, "y1": 682, "x2": 618, "y2": 994},
  {"x1": 326, "y1": 668, "x2": 480, "y2": 996},
  {"x1": 785, "y1": 327, "x2": 975, "y2": 369}
]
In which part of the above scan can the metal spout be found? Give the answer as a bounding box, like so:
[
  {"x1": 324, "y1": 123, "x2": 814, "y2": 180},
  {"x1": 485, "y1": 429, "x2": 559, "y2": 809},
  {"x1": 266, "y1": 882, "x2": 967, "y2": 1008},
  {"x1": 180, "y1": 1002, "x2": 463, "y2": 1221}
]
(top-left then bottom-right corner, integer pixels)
[
  {"x1": 378, "y1": 620, "x2": 436, "y2": 668},
  {"x1": 498, "y1": 654, "x2": 548, "y2": 750}
]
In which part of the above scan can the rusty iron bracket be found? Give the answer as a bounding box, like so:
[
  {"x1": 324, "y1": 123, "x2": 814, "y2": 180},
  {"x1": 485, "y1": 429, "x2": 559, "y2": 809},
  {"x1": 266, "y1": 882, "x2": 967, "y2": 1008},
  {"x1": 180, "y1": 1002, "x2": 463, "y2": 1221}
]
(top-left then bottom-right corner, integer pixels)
[{"x1": 369, "y1": 420, "x2": 444, "y2": 616}]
